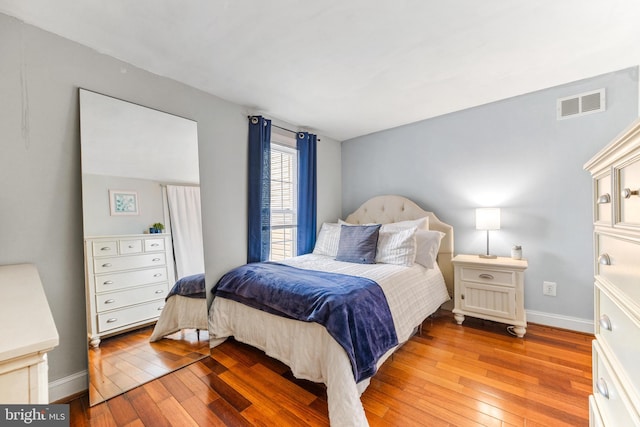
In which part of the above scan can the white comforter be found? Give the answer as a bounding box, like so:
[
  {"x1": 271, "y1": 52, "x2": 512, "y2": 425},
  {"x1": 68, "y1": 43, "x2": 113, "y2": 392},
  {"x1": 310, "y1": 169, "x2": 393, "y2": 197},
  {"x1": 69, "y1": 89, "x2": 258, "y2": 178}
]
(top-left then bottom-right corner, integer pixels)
[{"x1": 208, "y1": 254, "x2": 450, "y2": 426}]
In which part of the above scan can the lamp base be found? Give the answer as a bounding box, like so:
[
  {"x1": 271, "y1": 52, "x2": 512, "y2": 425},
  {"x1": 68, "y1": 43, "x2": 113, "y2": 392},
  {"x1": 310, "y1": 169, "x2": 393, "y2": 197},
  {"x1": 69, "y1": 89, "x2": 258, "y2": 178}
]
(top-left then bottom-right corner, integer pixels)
[{"x1": 478, "y1": 254, "x2": 497, "y2": 259}]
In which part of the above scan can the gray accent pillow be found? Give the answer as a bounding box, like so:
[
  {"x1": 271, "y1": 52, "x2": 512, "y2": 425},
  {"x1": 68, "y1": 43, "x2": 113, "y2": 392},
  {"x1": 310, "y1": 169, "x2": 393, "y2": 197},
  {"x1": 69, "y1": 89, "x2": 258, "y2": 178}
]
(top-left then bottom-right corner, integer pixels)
[{"x1": 335, "y1": 224, "x2": 381, "y2": 264}]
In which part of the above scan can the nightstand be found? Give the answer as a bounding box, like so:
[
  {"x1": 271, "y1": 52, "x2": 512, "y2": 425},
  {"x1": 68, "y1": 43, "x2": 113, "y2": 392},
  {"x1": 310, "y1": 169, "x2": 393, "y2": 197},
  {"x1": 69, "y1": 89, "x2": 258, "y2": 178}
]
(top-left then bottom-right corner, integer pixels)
[{"x1": 451, "y1": 254, "x2": 528, "y2": 337}]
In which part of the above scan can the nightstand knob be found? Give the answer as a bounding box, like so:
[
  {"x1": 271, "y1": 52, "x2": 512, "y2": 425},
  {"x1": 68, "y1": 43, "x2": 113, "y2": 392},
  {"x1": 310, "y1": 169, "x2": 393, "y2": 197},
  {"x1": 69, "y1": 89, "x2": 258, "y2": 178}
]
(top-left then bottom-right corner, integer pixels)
[
  {"x1": 622, "y1": 188, "x2": 639, "y2": 199},
  {"x1": 597, "y1": 193, "x2": 611, "y2": 204},
  {"x1": 598, "y1": 254, "x2": 611, "y2": 266},
  {"x1": 479, "y1": 273, "x2": 494, "y2": 280}
]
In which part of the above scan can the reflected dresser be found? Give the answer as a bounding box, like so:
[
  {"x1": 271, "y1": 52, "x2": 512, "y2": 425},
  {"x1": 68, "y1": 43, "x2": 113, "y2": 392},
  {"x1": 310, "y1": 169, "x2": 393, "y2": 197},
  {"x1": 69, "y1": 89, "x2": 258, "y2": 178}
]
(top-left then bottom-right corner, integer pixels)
[
  {"x1": 584, "y1": 117, "x2": 640, "y2": 426},
  {"x1": 84, "y1": 234, "x2": 175, "y2": 347}
]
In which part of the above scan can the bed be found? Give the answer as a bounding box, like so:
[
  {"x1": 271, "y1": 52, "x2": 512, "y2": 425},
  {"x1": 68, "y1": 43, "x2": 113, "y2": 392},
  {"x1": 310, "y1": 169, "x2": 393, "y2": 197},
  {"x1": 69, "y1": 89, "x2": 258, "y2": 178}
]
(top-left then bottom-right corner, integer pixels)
[
  {"x1": 149, "y1": 273, "x2": 208, "y2": 342},
  {"x1": 208, "y1": 195, "x2": 454, "y2": 426}
]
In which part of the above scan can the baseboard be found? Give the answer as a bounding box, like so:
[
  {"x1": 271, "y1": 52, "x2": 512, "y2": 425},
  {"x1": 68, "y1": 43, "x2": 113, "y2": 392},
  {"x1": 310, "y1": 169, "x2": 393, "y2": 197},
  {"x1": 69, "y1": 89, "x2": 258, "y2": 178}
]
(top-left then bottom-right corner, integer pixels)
[
  {"x1": 49, "y1": 370, "x2": 88, "y2": 403},
  {"x1": 526, "y1": 309, "x2": 594, "y2": 334}
]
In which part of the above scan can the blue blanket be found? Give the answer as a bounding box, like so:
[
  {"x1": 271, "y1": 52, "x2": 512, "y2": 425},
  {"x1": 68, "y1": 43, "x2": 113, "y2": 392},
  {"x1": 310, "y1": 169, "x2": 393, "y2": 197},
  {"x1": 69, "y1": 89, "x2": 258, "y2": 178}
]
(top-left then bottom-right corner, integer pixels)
[
  {"x1": 166, "y1": 273, "x2": 206, "y2": 301},
  {"x1": 212, "y1": 262, "x2": 398, "y2": 382}
]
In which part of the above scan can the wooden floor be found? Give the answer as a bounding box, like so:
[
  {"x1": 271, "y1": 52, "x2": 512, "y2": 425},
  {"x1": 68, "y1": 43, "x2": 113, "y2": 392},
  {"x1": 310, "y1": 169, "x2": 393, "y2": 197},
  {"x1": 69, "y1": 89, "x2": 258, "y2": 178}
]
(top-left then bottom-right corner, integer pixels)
[
  {"x1": 70, "y1": 312, "x2": 593, "y2": 426},
  {"x1": 88, "y1": 326, "x2": 210, "y2": 405}
]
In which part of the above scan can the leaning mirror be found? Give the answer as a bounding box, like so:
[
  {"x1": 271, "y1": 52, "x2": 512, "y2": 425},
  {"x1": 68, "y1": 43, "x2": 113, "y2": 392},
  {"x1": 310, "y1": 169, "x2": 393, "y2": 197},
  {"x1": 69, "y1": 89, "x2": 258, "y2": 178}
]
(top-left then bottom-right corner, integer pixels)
[{"x1": 79, "y1": 89, "x2": 209, "y2": 405}]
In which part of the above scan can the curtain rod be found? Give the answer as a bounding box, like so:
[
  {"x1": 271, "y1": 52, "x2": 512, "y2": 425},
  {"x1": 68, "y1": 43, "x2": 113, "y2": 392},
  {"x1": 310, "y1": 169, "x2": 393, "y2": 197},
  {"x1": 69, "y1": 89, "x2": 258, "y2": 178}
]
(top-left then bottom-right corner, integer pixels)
[{"x1": 248, "y1": 116, "x2": 321, "y2": 141}]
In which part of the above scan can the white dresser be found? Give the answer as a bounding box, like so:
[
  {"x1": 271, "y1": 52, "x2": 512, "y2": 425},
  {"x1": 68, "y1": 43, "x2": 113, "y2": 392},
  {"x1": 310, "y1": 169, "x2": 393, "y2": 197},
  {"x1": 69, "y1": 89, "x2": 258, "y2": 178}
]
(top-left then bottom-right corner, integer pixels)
[
  {"x1": 584, "y1": 118, "x2": 640, "y2": 426},
  {"x1": 84, "y1": 234, "x2": 175, "y2": 347},
  {"x1": 0, "y1": 264, "x2": 59, "y2": 403},
  {"x1": 452, "y1": 254, "x2": 528, "y2": 337}
]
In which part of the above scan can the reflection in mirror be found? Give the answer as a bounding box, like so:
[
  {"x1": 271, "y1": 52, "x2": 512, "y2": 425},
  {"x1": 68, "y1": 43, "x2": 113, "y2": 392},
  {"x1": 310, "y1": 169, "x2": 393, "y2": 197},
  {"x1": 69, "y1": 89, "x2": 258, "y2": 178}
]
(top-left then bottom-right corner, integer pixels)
[{"x1": 79, "y1": 89, "x2": 209, "y2": 405}]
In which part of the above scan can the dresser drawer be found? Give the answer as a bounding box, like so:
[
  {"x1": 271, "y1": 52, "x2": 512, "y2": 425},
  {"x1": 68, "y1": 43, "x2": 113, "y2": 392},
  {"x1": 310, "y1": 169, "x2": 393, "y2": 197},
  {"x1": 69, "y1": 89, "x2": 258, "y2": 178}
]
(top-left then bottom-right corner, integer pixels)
[
  {"x1": 596, "y1": 233, "x2": 640, "y2": 294},
  {"x1": 617, "y1": 154, "x2": 640, "y2": 227},
  {"x1": 144, "y1": 238, "x2": 165, "y2": 252},
  {"x1": 92, "y1": 240, "x2": 118, "y2": 257},
  {"x1": 459, "y1": 267, "x2": 515, "y2": 287},
  {"x1": 94, "y1": 267, "x2": 168, "y2": 293},
  {"x1": 589, "y1": 395, "x2": 604, "y2": 427},
  {"x1": 594, "y1": 172, "x2": 612, "y2": 225},
  {"x1": 94, "y1": 253, "x2": 166, "y2": 274},
  {"x1": 97, "y1": 299, "x2": 165, "y2": 333},
  {"x1": 119, "y1": 238, "x2": 143, "y2": 254},
  {"x1": 595, "y1": 285, "x2": 640, "y2": 404},
  {"x1": 96, "y1": 284, "x2": 167, "y2": 312},
  {"x1": 592, "y1": 341, "x2": 640, "y2": 426}
]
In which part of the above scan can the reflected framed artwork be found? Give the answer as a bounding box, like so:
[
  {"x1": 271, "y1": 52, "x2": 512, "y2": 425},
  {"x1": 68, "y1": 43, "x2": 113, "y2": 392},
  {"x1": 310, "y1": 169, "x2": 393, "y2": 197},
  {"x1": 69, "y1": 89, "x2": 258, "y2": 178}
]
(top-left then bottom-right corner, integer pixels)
[{"x1": 109, "y1": 190, "x2": 139, "y2": 215}]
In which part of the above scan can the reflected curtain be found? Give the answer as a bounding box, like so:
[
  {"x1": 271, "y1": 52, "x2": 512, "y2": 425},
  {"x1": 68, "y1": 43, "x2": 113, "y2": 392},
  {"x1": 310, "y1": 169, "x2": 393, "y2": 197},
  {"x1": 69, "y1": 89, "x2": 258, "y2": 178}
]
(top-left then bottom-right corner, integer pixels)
[
  {"x1": 248, "y1": 116, "x2": 272, "y2": 262},
  {"x1": 296, "y1": 132, "x2": 317, "y2": 255},
  {"x1": 166, "y1": 185, "x2": 204, "y2": 278}
]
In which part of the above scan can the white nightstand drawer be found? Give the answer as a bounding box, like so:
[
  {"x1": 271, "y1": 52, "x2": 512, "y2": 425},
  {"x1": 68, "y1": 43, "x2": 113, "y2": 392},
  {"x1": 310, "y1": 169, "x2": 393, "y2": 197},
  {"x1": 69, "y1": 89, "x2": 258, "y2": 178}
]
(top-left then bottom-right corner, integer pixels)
[
  {"x1": 97, "y1": 299, "x2": 165, "y2": 333},
  {"x1": 96, "y1": 284, "x2": 167, "y2": 312},
  {"x1": 596, "y1": 284, "x2": 640, "y2": 404},
  {"x1": 95, "y1": 267, "x2": 168, "y2": 293},
  {"x1": 119, "y1": 239, "x2": 143, "y2": 254},
  {"x1": 144, "y1": 238, "x2": 165, "y2": 252},
  {"x1": 92, "y1": 241, "x2": 117, "y2": 257},
  {"x1": 94, "y1": 253, "x2": 166, "y2": 274},
  {"x1": 459, "y1": 267, "x2": 515, "y2": 287},
  {"x1": 592, "y1": 341, "x2": 640, "y2": 427}
]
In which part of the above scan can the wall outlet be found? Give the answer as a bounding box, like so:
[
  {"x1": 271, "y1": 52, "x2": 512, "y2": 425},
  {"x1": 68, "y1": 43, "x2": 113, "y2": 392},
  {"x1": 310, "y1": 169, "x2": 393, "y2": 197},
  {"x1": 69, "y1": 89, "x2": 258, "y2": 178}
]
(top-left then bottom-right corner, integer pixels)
[{"x1": 543, "y1": 281, "x2": 557, "y2": 296}]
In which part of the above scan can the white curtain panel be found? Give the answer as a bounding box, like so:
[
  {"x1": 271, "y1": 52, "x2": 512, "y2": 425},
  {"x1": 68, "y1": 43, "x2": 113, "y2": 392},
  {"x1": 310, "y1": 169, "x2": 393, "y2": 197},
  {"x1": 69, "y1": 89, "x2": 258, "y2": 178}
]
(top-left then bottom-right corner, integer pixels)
[{"x1": 166, "y1": 185, "x2": 204, "y2": 278}]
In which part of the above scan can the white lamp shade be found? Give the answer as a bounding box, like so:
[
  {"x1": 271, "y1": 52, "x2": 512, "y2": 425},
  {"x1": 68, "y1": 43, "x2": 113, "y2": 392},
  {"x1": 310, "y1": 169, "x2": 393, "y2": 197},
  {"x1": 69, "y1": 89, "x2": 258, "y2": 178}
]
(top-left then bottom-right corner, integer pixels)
[{"x1": 476, "y1": 208, "x2": 501, "y2": 230}]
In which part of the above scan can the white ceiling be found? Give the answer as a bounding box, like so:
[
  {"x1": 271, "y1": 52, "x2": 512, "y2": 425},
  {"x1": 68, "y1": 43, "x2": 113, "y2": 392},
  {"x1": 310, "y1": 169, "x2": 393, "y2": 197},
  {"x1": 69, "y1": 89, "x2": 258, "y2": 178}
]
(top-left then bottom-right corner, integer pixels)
[{"x1": 1, "y1": 0, "x2": 640, "y2": 140}]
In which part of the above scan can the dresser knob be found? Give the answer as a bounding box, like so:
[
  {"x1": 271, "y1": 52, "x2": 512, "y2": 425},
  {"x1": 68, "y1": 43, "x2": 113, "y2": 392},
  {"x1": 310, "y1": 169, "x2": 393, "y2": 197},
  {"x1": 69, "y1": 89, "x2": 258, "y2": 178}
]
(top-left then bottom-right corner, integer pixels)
[
  {"x1": 157, "y1": 306, "x2": 164, "y2": 311},
  {"x1": 104, "y1": 299, "x2": 115, "y2": 304},
  {"x1": 152, "y1": 258, "x2": 161, "y2": 262},
  {"x1": 599, "y1": 314, "x2": 612, "y2": 331},
  {"x1": 102, "y1": 263, "x2": 112, "y2": 268},
  {"x1": 622, "y1": 188, "x2": 639, "y2": 199},
  {"x1": 479, "y1": 273, "x2": 494, "y2": 280},
  {"x1": 598, "y1": 254, "x2": 611, "y2": 266},
  {"x1": 153, "y1": 273, "x2": 162, "y2": 278},
  {"x1": 128, "y1": 245, "x2": 134, "y2": 248},
  {"x1": 106, "y1": 318, "x2": 118, "y2": 323},
  {"x1": 597, "y1": 194, "x2": 611, "y2": 204},
  {"x1": 596, "y1": 378, "x2": 609, "y2": 399},
  {"x1": 103, "y1": 280, "x2": 113, "y2": 285},
  {"x1": 461, "y1": 294, "x2": 465, "y2": 300},
  {"x1": 100, "y1": 247, "x2": 111, "y2": 251},
  {"x1": 155, "y1": 290, "x2": 163, "y2": 294},
  {"x1": 151, "y1": 243, "x2": 160, "y2": 247}
]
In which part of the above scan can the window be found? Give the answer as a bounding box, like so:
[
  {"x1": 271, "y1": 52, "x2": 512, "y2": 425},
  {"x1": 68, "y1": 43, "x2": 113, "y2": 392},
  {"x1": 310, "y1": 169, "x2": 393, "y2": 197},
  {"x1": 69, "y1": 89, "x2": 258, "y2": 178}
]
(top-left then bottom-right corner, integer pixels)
[{"x1": 269, "y1": 140, "x2": 297, "y2": 261}]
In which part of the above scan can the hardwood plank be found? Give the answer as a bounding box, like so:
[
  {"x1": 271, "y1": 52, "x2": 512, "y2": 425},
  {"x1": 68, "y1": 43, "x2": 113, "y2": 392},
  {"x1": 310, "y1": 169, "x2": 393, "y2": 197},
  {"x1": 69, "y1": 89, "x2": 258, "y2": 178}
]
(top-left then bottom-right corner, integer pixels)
[{"x1": 69, "y1": 311, "x2": 592, "y2": 426}]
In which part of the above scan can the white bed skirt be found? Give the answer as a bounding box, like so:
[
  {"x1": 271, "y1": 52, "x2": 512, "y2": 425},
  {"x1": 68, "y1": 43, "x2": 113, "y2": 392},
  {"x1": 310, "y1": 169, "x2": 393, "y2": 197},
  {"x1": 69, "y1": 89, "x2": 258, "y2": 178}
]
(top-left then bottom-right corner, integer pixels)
[{"x1": 149, "y1": 295, "x2": 208, "y2": 342}]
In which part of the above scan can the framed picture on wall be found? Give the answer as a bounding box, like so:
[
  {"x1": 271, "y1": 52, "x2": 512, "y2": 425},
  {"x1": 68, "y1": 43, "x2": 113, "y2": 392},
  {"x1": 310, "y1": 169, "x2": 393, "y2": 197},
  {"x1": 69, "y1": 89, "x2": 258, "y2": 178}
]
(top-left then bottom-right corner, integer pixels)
[{"x1": 109, "y1": 190, "x2": 139, "y2": 215}]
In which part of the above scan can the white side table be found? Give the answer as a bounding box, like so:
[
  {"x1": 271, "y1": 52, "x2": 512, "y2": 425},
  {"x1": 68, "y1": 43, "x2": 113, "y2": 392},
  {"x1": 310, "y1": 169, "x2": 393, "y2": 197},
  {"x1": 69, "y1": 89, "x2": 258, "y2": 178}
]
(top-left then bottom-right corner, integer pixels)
[{"x1": 451, "y1": 254, "x2": 528, "y2": 337}]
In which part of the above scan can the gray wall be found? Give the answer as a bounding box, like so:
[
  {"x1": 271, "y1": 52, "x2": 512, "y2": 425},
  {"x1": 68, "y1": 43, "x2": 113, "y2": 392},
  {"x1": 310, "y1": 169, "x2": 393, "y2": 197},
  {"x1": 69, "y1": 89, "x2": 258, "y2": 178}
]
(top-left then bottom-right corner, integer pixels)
[
  {"x1": 0, "y1": 13, "x2": 342, "y2": 390},
  {"x1": 342, "y1": 67, "x2": 639, "y2": 325}
]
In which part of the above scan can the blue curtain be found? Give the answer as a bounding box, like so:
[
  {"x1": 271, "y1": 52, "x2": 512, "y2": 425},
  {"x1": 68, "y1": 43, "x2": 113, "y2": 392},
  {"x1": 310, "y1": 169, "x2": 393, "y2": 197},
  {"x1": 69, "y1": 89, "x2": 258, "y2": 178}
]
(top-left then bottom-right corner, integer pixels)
[
  {"x1": 247, "y1": 116, "x2": 271, "y2": 262},
  {"x1": 296, "y1": 132, "x2": 317, "y2": 255}
]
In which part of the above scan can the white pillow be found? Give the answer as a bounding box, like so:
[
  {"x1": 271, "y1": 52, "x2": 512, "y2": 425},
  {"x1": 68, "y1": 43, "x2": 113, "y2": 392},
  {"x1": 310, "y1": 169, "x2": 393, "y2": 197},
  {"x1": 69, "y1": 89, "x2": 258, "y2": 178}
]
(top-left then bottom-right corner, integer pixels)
[
  {"x1": 375, "y1": 226, "x2": 417, "y2": 266},
  {"x1": 312, "y1": 222, "x2": 341, "y2": 256},
  {"x1": 415, "y1": 230, "x2": 445, "y2": 269}
]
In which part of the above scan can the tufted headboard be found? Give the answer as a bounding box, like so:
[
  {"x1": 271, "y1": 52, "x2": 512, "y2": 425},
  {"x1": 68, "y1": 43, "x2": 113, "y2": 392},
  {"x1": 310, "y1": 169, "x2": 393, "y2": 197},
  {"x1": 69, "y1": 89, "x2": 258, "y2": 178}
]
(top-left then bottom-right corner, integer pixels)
[{"x1": 344, "y1": 195, "x2": 454, "y2": 296}]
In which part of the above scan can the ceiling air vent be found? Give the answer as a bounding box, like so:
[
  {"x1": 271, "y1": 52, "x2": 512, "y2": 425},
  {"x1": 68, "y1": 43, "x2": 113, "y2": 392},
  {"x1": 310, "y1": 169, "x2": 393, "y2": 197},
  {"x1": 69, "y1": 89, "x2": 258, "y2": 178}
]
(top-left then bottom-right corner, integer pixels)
[{"x1": 557, "y1": 89, "x2": 606, "y2": 120}]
